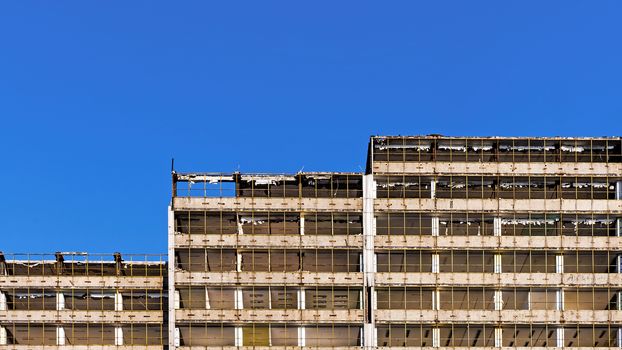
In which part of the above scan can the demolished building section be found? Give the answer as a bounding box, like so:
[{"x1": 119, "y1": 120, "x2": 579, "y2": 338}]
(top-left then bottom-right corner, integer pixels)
[{"x1": 0, "y1": 253, "x2": 167, "y2": 349}]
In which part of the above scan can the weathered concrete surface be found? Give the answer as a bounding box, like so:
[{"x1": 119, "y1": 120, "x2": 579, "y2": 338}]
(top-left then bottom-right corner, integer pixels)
[
  {"x1": 0, "y1": 310, "x2": 163, "y2": 323},
  {"x1": 374, "y1": 310, "x2": 621, "y2": 324},
  {"x1": 0, "y1": 276, "x2": 163, "y2": 289},
  {"x1": 173, "y1": 197, "x2": 362, "y2": 212},
  {"x1": 175, "y1": 234, "x2": 363, "y2": 249},
  {"x1": 372, "y1": 161, "x2": 622, "y2": 177},
  {"x1": 175, "y1": 309, "x2": 363, "y2": 323},
  {"x1": 174, "y1": 271, "x2": 363, "y2": 286},
  {"x1": 0, "y1": 347, "x2": 162, "y2": 350}
]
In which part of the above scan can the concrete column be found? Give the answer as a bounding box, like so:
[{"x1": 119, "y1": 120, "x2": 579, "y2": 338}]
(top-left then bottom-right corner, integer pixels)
[
  {"x1": 236, "y1": 252, "x2": 242, "y2": 272},
  {"x1": 494, "y1": 254, "x2": 502, "y2": 273},
  {"x1": 297, "y1": 289, "x2": 305, "y2": 309},
  {"x1": 556, "y1": 255, "x2": 564, "y2": 273},
  {"x1": 234, "y1": 327, "x2": 243, "y2": 346},
  {"x1": 556, "y1": 290, "x2": 565, "y2": 311},
  {"x1": 494, "y1": 327, "x2": 503, "y2": 348},
  {"x1": 617, "y1": 328, "x2": 622, "y2": 348},
  {"x1": 56, "y1": 292, "x2": 65, "y2": 310},
  {"x1": 432, "y1": 289, "x2": 440, "y2": 311},
  {"x1": 0, "y1": 326, "x2": 6, "y2": 345},
  {"x1": 114, "y1": 327, "x2": 124, "y2": 346},
  {"x1": 617, "y1": 291, "x2": 622, "y2": 311},
  {"x1": 236, "y1": 213, "x2": 244, "y2": 235},
  {"x1": 431, "y1": 254, "x2": 440, "y2": 273},
  {"x1": 431, "y1": 217, "x2": 439, "y2": 236},
  {"x1": 493, "y1": 217, "x2": 502, "y2": 236},
  {"x1": 174, "y1": 327, "x2": 180, "y2": 347},
  {"x1": 114, "y1": 291, "x2": 123, "y2": 311},
  {"x1": 616, "y1": 181, "x2": 622, "y2": 200},
  {"x1": 617, "y1": 219, "x2": 622, "y2": 237},
  {"x1": 0, "y1": 292, "x2": 7, "y2": 311},
  {"x1": 432, "y1": 327, "x2": 440, "y2": 347},
  {"x1": 494, "y1": 290, "x2": 503, "y2": 310},
  {"x1": 205, "y1": 287, "x2": 211, "y2": 309},
  {"x1": 297, "y1": 327, "x2": 306, "y2": 347},
  {"x1": 56, "y1": 326, "x2": 66, "y2": 346},
  {"x1": 167, "y1": 206, "x2": 177, "y2": 350},
  {"x1": 234, "y1": 288, "x2": 243, "y2": 310},
  {"x1": 430, "y1": 179, "x2": 437, "y2": 199},
  {"x1": 174, "y1": 290, "x2": 180, "y2": 309},
  {"x1": 618, "y1": 255, "x2": 622, "y2": 274},
  {"x1": 299, "y1": 213, "x2": 305, "y2": 236},
  {"x1": 363, "y1": 174, "x2": 376, "y2": 349},
  {"x1": 556, "y1": 328, "x2": 564, "y2": 348}
]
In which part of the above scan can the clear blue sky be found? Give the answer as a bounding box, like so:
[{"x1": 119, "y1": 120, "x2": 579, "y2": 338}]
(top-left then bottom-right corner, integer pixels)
[{"x1": 1, "y1": 2, "x2": 620, "y2": 254}]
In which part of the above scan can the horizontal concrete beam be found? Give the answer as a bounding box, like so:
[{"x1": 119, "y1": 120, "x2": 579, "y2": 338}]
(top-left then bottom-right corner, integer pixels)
[
  {"x1": 372, "y1": 161, "x2": 622, "y2": 177},
  {"x1": 374, "y1": 198, "x2": 622, "y2": 214},
  {"x1": 175, "y1": 309, "x2": 363, "y2": 323},
  {"x1": 174, "y1": 271, "x2": 363, "y2": 286},
  {"x1": 376, "y1": 348, "x2": 620, "y2": 350},
  {"x1": 375, "y1": 235, "x2": 622, "y2": 251},
  {"x1": 175, "y1": 234, "x2": 363, "y2": 249},
  {"x1": 0, "y1": 310, "x2": 163, "y2": 324},
  {"x1": 173, "y1": 197, "x2": 362, "y2": 212},
  {"x1": 374, "y1": 272, "x2": 622, "y2": 287},
  {"x1": 0, "y1": 347, "x2": 162, "y2": 350},
  {"x1": 176, "y1": 347, "x2": 362, "y2": 350},
  {"x1": 375, "y1": 310, "x2": 622, "y2": 324},
  {"x1": 0, "y1": 276, "x2": 163, "y2": 289}
]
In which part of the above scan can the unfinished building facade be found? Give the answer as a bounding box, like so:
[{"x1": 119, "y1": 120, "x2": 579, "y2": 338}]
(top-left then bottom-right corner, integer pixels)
[
  {"x1": 170, "y1": 135, "x2": 622, "y2": 350},
  {"x1": 0, "y1": 253, "x2": 167, "y2": 349}
]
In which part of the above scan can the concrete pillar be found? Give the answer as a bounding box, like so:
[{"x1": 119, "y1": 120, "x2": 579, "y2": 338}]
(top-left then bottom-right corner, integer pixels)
[
  {"x1": 617, "y1": 219, "x2": 621, "y2": 237},
  {"x1": 234, "y1": 327, "x2": 243, "y2": 347},
  {"x1": 205, "y1": 287, "x2": 211, "y2": 309},
  {"x1": 494, "y1": 290, "x2": 503, "y2": 310},
  {"x1": 297, "y1": 289, "x2": 305, "y2": 309},
  {"x1": 618, "y1": 255, "x2": 622, "y2": 274},
  {"x1": 432, "y1": 327, "x2": 440, "y2": 347},
  {"x1": 234, "y1": 288, "x2": 243, "y2": 310},
  {"x1": 616, "y1": 181, "x2": 622, "y2": 200},
  {"x1": 556, "y1": 290, "x2": 564, "y2": 311},
  {"x1": 174, "y1": 290, "x2": 180, "y2": 309},
  {"x1": 556, "y1": 328, "x2": 564, "y2": 348},
  {"x1": 363, "y1": 174, "x2": 376, "y2": 349},
  {"x1": 431, "y1": 217, "x2": 439, "y2": 236},
  {"x1": 556, "y1": 255, "x2": 564, "y2": 273},
  {"x1": 0, "y1": 292, "x2": 7, "y2": 311},
  {"x1": 297, "y1": 327, "x2": 306, "y2": 347},
  {"x1": 114, "y1": 327, "x2": 124, "y2": 346},
  {"x1": 493, "y1": 217, "x2": 502, "y2": 236},
  {"x1": 236, "y1": 252, "x2": 242, "y2": 272},
  {"x1": 363, "y1": 324, "x2": 376, "y2": 347},
  {"x1": 114, "y1": 291, "x2": 123, "y2": 311},
  {"x1": 494, "y1": 254, "x2": 502, "y2": 273},
  {"x1": 0, "y1": 326, "x2": 6, "y2": 345},
  {"x1": 617, "y1": 328, "x2": 621, "y2": 348},
  {"x1": 299, "y1": 213, "x2": 305, "y2": 235},
  {"x1": 432, "y1": 289, "x2": 440, "y2": 311},
  {"x1": 236, "y1": 213, "x2": 244, "y2": 235},
  {"x1": 430, "y1": 179, "x2": 437, "y2": 199},
  {"x1": 174, "y1": 327, "x2": 180, "y2": 347},
  {"x1": 617, "y1": 291, "x2": 622, "y2": 311},
  {"x1": 494, "y1": 327, "x2": 503, "y2": 348},
  {"x1": 56, "y1": 292, "x2": 65, "y2": 310},
  {"x1": 56, "y1": 326, "x2": 66, "y2": 346},
  {"x1": 431, "y1": 254, "x2": 440, "y2": 273}
]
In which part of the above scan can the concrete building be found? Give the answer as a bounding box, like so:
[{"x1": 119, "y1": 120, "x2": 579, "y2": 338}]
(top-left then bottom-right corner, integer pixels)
[
  {"x1": 169, "y1": 135, "x2": 622, "y2": 350},
  {"x1": 2, "y1": 135, "x2": 622, "y2": 349},
  {"x1": 0, "y1": 253, "x2": 167, "y2": 349}
]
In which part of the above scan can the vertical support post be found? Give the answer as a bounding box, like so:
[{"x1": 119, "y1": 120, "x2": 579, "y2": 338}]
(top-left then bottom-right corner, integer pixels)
[
  {"x1": 432, "y1": 327, "x2": 440, "y2": 347},
  {"x1": 205, "y1": 287, "x2": 211, "y2": 309},
  {"x1": 617, "y1": 291, "x2": 622, "y2": 311},
  {"x1": 432, "y1": 289, "x2": 440, "y2": 310},
  {"x1": 494, "y1": 327, "x2": 503, "y2": 347},
  {"x1": 297, "y1": 289, "x2": 305, "y2": 309},
  {"x1": 494, "y1": 254, "x2": 502, "y2": 273},
  {"x1": 297, "y1": 327, "x2": 306, "y2": 347},
  {"x1": 494, "y1": 290, "x2": 503, "y2": 311},
  {"x1": 363, "y1": 174, "x2": 376, "y2": 349},
  {"x1": 114, "y1": 327, "x2": 124, "y2": 346},
  {"x1": 234, "y1": 327, "x2": 243, "y2": 347},
  {"x1": 556, "y1": 290, "x2": 564, "y2": 311},
  {"x1": 616, "y1": 181, "x2": 622, "y2": 200},
  {"x1": 556, "y1": 327, "x2": 564, "y2": 348},
  {"x1": 430, "y1": 179, "x2": 437, "y2": 199},
  {"x1": 236, "y1": 213, "x2": 244, "y2": 235},
  {"x1": 299, "y1": 213, "x2": 305, "y2": 236},
  {"x1": 174, "y1": 290, "x2": 180, "y2": 309},
  {"x1": 56, "y1": 292, "x2": 65, "y2": 311},
  {"x1": 617, "y1": 219, "x2": 621, "y2": 237},
  {"x1": 167, "y1": 205, "x2": 177, "y2": 350},
  {"x1": 431, "y1": 217, "x2": 439, "y2": 236},
  {"x1": 493, "y1": 217, "x2": 502, "y2": 236},
  {"x1": 0, "y1": 292, "x2": 7, "y2": 311},
  {"x1": 0, "y1": 326, "x2": 6, "y2": 345},
  {"x1": 236, "y1": 252, "x2": 242, "y2": 272},
  {"x1": 114, "y1": 291, "x2": 123, "y2": 311},
  {"x1": 234, "y1": 288, "x2": 244, "y2": 310},
  {"x1": 617, "y1": 327, "x2": 622, "y2": 348},
  {"x1": 556, "y1": 255, "x2": 564, "y2": 273},
  {"x1": 56, "y1": 326, "x2": 66, "y2": 346},
  {"x1": 431, "y1": 254, "x2": 440, "y2": 273}
]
